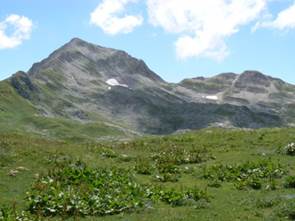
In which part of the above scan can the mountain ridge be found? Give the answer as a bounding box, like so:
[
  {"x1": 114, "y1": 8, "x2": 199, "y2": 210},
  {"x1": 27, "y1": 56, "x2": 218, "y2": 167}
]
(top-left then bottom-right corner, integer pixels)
[{"x1": 1, "y1": 38, "x2": 294, "y2": 139}]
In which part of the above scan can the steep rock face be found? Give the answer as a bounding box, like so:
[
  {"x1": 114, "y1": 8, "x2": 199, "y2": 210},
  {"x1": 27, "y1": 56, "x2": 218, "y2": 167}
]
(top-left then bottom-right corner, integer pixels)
[
  {"x1": 10, "y1": 71, "x2": 38, "y2": 100},
  {"x1": 28, "y1": 38, "x2": 163, "y2": 88},
  {"x1": 6, "y1": 38, "x2": 292, "y2": 136}
]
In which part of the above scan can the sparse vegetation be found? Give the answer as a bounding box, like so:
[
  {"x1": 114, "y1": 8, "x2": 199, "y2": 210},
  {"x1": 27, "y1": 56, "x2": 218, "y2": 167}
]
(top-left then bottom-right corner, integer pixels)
[
  {"x1": 202, "y1": 160, "x2": 286, "y2": 190},
  {"x1": 1, "y1": 128, "x2": 295, "y2": 220}
]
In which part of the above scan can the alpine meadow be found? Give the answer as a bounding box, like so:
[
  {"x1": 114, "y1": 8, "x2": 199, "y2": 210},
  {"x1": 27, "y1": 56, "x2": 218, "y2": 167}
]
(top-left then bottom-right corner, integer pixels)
[{"x1": 1, "y1": 1, "x2": 295, "y2": 220}]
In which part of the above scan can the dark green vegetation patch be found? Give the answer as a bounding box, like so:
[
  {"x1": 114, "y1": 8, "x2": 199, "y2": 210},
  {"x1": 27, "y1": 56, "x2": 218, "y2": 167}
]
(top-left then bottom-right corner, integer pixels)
[{"x1": 202, "y1": 160, "x2": 286, "y2": 190}]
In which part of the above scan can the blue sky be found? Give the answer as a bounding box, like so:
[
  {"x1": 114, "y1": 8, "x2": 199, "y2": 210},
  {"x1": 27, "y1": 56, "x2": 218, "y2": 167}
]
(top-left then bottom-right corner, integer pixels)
[{"x1": 0, "y1": 0, "x2": 295, "y2": 83}]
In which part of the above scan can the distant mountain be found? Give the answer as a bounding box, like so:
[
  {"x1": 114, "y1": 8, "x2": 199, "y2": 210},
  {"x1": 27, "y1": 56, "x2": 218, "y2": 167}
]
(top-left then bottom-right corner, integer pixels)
[
  {"x1": 0, "y1": 38, "x2": 293, "y2": 139},
  {"x1": 179, "y1": 70, "x2": 295, "y2": 122}
]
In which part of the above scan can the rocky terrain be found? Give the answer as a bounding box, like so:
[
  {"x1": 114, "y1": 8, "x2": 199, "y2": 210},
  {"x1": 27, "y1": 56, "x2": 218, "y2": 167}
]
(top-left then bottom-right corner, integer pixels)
[{"x1": 1, "y1": 38, "x2": 294, "y2": 138}]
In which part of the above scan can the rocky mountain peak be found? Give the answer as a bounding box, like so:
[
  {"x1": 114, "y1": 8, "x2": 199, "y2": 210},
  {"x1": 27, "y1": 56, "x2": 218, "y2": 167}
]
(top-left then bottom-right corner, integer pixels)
[
  {"x1": 214, "y1": 72, "x2": 237, "y2": 80},
  {"x1": 68, "y1": 37, "x2": 88, "y2": 46},
  {"x1": 64, "y1": 38, "x2": 118, "y2": 59},
  {"x1": 235, "y1": 70, "x2": 271, "y2": 87},
  {"x1": 27, "y1": 38, "x2": 163, "y2": 85}
]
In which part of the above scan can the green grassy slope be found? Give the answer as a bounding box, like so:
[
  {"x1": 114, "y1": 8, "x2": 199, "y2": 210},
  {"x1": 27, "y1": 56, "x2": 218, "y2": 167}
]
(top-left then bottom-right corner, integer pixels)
[
  {"x1": 0, "y1": 128, "x2": 295, "y2": 220},
  {"x1": 0, "y1": 80, "x2": 127, "y2": 141},
  {"x1": 0, "y1": 80, "x2": 37, "y2": 133}
]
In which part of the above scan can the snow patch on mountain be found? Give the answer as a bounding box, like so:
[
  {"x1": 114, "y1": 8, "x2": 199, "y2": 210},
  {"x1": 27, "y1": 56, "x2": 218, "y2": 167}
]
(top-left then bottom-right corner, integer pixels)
[
  {"x1": 205, "y1": 95, "x2": 218, "y2": 100},
  {"x1": 106, "y1": 78, "x2": 129, "y2": 88}
]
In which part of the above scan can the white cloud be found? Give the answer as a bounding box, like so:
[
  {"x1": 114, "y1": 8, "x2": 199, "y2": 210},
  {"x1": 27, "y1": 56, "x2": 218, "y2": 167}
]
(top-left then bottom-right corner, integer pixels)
[
  {"x1": 147, "y1": 0, "x2": 267, "y2": 60},
  {"x1": 89, "y1": 0, "x2": 295, "y2": 61},
  {"x1": 90, "y1": 0, "x2": 143, "y2": 35},
  {"x1": 0, "y1": 14, "x2": 33, "y2": 49},
  {"x1": 254, "y1": 2, "x2": 295, "y2": 30}
]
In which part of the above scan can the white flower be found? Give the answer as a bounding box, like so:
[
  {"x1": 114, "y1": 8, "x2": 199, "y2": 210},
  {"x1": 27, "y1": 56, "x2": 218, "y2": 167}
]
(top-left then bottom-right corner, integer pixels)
[
  {"x1": 47, "y1": 208, "x2": 56, "y2": 213},
  {"x1": 58, "y1": 192, "x2": 64, "y2": 198}
]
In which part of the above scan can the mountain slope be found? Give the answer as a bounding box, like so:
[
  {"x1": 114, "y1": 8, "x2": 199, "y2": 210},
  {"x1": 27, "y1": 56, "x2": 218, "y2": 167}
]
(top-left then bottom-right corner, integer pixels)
[
  {"x1": 1, "y1": 38, "x2": 293, "y2": 138},
  {"x1": 179, "y1": 70, "x2": 295, "y2": 124},
  {"x1": 0, "y1": 74, "x2": 129, "y2": 140}
]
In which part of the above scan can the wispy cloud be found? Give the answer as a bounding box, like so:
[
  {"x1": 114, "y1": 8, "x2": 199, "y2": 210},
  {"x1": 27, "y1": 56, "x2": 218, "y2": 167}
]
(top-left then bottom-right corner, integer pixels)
[
  {"x1": 90, "y1": 0, "x2": 143, "y2": 35},
  {"x1": 254, "y1": 1, "x2": 295, "y2": 31},
  {"x1": 0, "y1": 14, "x2": 33, "y2": 49},
  {"x1": 147, "y1": 0, "x2": 267, "y2": 61}
]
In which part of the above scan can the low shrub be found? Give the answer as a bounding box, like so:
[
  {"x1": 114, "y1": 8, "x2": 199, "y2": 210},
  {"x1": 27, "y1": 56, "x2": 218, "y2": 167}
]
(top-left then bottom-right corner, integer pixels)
[
  {"x1": 275, "y1": 199, "x2": 295, "y2": 220},
  {"x1": 158, "y1": 189, "x2": 186, "y2": 206},
  {"x1": 154, "y1": 173, "x2": 180, "y2": 183},
  {"x1": 26, "y1": 161, "x2": 147, "y2": 217},
  {"x1": 117, "y1": 154, "x2": 133, "y2": 162},
  {"x1": 134, "y1": 159, "x2": 154, "y2": 175},
  {"x1": 25, "y1": 160, "x2": 209, "y2": 218},
  {"x1": 202, "y1": 160, "x2": 286, "y2": 190},
  {"x1": 151, "y1": 147, "x2": 210, "y2": 166},
  {"x1": 279, "y1": 143, "x2": 295, "y2": 156},
  {"x1": 154, "y1": 161, "x2": 181, "y2": 182},
  {"x1": 0, "y1": 206, "x2": 36, "y2": 221},
  {"x1": 207, "y1": 179, "x2": 222, "y2": 188},
  {"x1": 156, "y1": 162, "x2": 179, "y2": 174},
  {"x1": 285, "y1": 176, "x2": 295, "y2": 188},
  {"x1": 247, "y1": 177, "x2": 262, "y2": 190},
  {"x1": 154, "y1": 187, "x2": 209, "y2": 207},
  {"x1": 99, "y1": 147, "x2": 118, "y2": 158},
  {"x1": 255, "y1": 196, "x2": 281, "y2": 209}
]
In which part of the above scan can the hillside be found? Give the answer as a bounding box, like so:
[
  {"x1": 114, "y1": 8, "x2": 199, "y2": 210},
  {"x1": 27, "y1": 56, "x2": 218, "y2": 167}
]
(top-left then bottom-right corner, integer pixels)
[
  {"x1": 0, "y1": 128, "x2": 295, "y2": 220},
  {"x1": 0, "y1": 78, "x2": 130, "y2": 141},
  {"x1": 1, "y1": 38, "x2": 294, "y2": 139}
]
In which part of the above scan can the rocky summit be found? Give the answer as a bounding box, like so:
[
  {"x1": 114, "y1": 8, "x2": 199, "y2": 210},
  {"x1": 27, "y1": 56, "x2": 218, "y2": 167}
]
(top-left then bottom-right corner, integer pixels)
[{"x1": 1, "y1": 38, "x2": 294, "y2": 139}]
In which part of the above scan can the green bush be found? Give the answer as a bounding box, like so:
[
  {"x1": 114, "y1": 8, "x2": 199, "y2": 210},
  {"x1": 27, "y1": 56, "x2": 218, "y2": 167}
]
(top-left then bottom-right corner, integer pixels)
[
  {"x1": 25, "y1": 160, "x2": 209, "y2": 218},
  {"x1": 156, "y1": 162, "x2": 179, "y2": 174},
  {"x1": 285, "y1": 176, "x2": 295, "y2": 188},
  {"x1": 158, "y1": 189, "x2": 186, "y2": 206},
  {"x1": 0, "y1": 206, "x2": 36, "y2": 221},
  {"x1": 282, "y1": 143, "x2": 295, "y2": 156},
  {"x1": 275, "y1": 199, "x2": 295, "y2": 220},
  {"x1": 247, "y1": 177, "x2": 262, "y2": 190},
  {"x1": 154, "y1": 173, "x2": 180, "y2": 183},
  {"x1": 156, "y1": 188, "x2": 209, "y2": 207},
  {"x1": 256, "y1": 196, "x2": 281, "y2": 209},
  {"x1": 151, "y1": 147, "x2": 210, "y2": 165},
  {"x1": 207, "y1": 179, "x2": 222, "y2": 188},
  {"x1": 99, "y1": 147, "x2": 118, "y2": 158},
  {"x1": 118, "y1": 154, "x2": 133, "y2": 162},
  {"x1": 202, "y1": 160, "x2": 286, "y2": 190},
  {"x1": 134, "y1": 159, "x2": 154, "y2": 175},
  {"x1": 154, "y1": 161, "x2": 181, "y2": 182},
  {"x1": 26, "y1": 161, "x2": 147, "y2": 217}
]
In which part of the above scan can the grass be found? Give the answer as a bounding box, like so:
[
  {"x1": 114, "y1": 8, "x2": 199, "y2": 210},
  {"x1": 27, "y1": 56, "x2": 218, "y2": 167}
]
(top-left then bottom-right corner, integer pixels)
[
  {"x1": 0, "y1": 127, "x2": 295, "y2": 220},
  {"x1": 0, "y1": 80, "x2": 127, "y2": 141}
]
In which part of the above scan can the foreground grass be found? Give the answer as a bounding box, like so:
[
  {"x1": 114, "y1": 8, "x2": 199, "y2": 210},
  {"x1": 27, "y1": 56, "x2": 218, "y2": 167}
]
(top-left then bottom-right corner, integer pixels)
[{"x1": 0, "y1": 128, "x2": 295, "y2": 220}]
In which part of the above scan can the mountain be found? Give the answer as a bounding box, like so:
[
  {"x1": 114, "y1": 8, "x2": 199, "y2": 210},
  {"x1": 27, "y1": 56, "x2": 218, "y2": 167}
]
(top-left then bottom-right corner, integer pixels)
[
  {"x1": 0, "y1": 38, "x2": 293, "y2": 139},
  {"x1": 179, "y1": 70, "x2": 295, "y2": 122}
]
